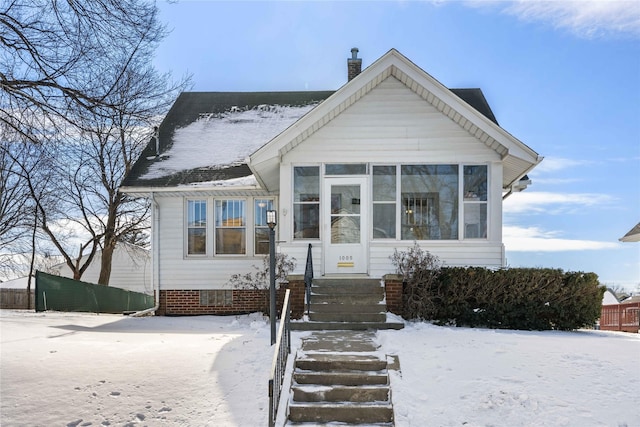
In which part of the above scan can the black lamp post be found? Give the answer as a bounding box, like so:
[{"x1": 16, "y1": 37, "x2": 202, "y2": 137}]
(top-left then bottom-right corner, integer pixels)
[{"x1": 266, "y1": 209, "x2": 277, "y2": 345}]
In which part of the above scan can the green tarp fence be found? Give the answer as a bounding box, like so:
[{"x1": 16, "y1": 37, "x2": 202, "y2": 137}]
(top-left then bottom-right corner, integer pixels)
[{"x1": 35, "y1": 271, "x2": 154, "y2": 314}]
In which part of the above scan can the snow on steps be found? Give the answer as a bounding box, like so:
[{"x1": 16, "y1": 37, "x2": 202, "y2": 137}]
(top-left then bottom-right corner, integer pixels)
[{"x1": 287, "y1": 351, "x2": 394, "y2": 425}]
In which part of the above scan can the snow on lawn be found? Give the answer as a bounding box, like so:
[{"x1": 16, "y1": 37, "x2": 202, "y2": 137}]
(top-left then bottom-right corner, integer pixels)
[
  {"x1": 0, "y1": 310, "x2": 272, "y2": 426},
  {"x1": 2, "y1": 310, "x2": 639, "y2": 427},
  {"x1": 378, "y1": 322, "x2": 640, "y2": 427}
]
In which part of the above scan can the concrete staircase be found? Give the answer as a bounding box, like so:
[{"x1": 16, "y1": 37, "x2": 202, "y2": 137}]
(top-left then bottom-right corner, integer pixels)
[
  {"x1": 286, "y1": 331, "x2": 394, "y2": 426},
  {"x1": 291, "y1": 278, "x2": 404, "y2": 331}
]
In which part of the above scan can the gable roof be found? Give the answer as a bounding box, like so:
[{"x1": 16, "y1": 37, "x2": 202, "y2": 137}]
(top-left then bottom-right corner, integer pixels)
[
  {"x1": 250, "y1": 48, "x2": 541, "y2": 192},
  {"x1": 121, "y1": 49, "x2": 540, "y2": 195}
]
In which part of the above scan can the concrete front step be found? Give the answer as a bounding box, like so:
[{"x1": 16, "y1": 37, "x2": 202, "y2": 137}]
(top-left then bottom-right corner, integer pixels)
[
  {"x1": 288, "y1": 402, "x2": 394, "y2": 424},
  {"x1": 309, "y1": 312, "x2": 387, "y2": 323},
  {"x1": 296, "y1": 354, "x2": 388, "y2": 371},
  {"x1": 294, "y1": 370, "x2": 389, "y2": 386},
  {"x1": 291, "y1": 321, "x2": 404, "y2": 331},
  {"x1": 311, "y1": 282, "x2": 384, "y2": 295},
  {"x1": 311, "y1": 293, "x2": 383, "y2": 304},
  {"x1": 309, "y1": 302, "x2": 385, "y2": 313},
  {"x1": 291, "y1": 384, "x2": 390, "y2": 403}
]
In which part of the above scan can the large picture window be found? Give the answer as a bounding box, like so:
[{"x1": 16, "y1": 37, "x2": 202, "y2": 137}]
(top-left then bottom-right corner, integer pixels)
[
  {"x1": 215, "y1": 199, "x2": 246, "y2": 254},
  {"x1": 293, "y1": 166, "x2": 320, "y2": 239},
  {"x1": 401, "y1": 165, "x2": 459, "y2": 240},
  {"x1": 187, "y1": 200, "x2": 207, "y2": 255}
]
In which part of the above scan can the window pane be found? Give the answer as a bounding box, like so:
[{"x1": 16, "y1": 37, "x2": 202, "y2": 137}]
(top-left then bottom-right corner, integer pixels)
[
  {"x1": 216, "y1": 200, "x2": 245, "y2": 227},
  {"x1": 216, "y1": 229, "x2": 246, "y2": 254},
  {"x1": 255, "y1": 228, "x2": 269, "y2": 255},
  {"x1": 294, "y1": 167, "x2": 319, "y2": 202},
  {"x1": 401, "y1": 165, "x2": 458, "y2": 240},
  {"x1": 373, "y1": 204, "x2": 396, "y2": 239},
  {"x1": 331, "y1": 185, "x2": 360, "y2": 215},
  {"x1": 294, "y1": 204, "x2": 319, "y2": 238},
  {"x1": 464, "y1": 203, "x2": 487, "y2": 238},
  {"x1": 325, "y1": 163, "x2": 367, "y2": 175},
  {"x1": 254, "y1": 199, "x2": 274, "y2": 226},
  {"x1": 373, "y1": 166, "x2": 396, "y2": 201},
  {"x1": 215, "y1": 200, "x2": 246, "y2": 254},
  {"x1": 331, "y1": 217, "x2": 360, "y2": 243},
  {"x1": 188, "y1": 229, "x2": 206, "y2": 255},
  {"x1": 188, "y1": 200, "x2": 206, "y2": 227},
  {"x1": 464, "y1": 165, "x2": 488, "y2": 201}
]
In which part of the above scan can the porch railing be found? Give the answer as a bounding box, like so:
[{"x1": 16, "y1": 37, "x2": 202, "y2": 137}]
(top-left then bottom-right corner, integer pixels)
[
  {"x1": 304, "y1": 243, "x2": 313, "y2": 316},
  {"x1": 600, "y1": 302, "x2": 640, "y2": 333},
  {"x1": 268, "y1": 289, "x2": 291, "y2": 427}
]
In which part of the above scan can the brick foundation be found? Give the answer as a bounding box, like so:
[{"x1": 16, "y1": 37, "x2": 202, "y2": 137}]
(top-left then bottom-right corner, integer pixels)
[
  {"x1": 281, "y1": 276, "x2": 305, "y2": 320},
  {"x1": 383, "y1": 274, "x2": 404, "y2": 316},
  {"x1": 157, "y1": 289, "x2": 268, "y2": 316},
  {"x1": 155, "y1": 276, "x2": 401, "y2": 319},
  {"x1": 155, "y1": 281, "x2": 306, "y2": 317}
]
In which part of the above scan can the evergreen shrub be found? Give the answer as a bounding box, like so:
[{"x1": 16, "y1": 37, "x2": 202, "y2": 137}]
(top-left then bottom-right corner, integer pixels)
[{"x1": 392, "y1": 245, "x2": 604, "y2": 330}]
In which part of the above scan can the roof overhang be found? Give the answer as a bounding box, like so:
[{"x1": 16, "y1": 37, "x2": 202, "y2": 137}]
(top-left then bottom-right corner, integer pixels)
[
  {"x1": 619, "y1": 223, "x2": 640, "y2": 242},
  {"x1": 120, "y1": 185, "x2": 271, "y2": 199},
  {"x1": 249, "y1": 48, "x2": 542, "y2": 192}
]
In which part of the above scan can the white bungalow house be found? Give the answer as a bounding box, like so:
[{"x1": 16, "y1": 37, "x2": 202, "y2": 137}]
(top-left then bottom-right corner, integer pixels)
[{"x1": 120, "y1": 48, "x2": 542, "y2": 315}]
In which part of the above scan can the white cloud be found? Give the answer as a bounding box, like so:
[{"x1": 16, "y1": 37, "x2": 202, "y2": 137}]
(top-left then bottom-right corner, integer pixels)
[
  {"x1": 503, "y1": 191, "x2": 616, "y2": 214},
  {"x1": 465, "y1": 0, "x2": 640, "y2": 39},
  {"x1": 504, "y1": 225, "x2": 620, "y2": 251},
  {"x1": 532, "y1": 157, "x2": 594, "y2": 174}
]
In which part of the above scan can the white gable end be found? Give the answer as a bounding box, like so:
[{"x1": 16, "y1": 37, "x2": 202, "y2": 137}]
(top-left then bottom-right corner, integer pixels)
[
  {"x1": 284, "y1": 76, "x2": 501, "y2": 164},
  {"x1": 249, "y1": 49, "x2": 541, "y2": 191}
]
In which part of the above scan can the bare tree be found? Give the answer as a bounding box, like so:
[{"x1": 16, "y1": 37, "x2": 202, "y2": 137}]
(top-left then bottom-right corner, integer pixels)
[{"x1": 1, "y1": 0, "x2": 189, "y2": 284}]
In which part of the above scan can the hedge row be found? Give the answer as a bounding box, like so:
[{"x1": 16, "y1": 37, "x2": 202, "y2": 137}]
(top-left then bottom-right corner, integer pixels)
[{"x1": 402, "y1": 266, "x2": 604, "y2": 331}]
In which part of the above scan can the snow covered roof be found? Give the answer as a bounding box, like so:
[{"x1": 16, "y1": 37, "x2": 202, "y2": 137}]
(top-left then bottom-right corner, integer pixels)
[
  {"x1": 121, "y1": 87, "x2": 503, "y2": 195},
  {"x1": 121, "y1": 91, "x2": 334, "y2": 191}
]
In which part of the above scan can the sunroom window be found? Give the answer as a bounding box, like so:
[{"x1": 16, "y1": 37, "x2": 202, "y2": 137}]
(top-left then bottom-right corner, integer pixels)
[
  {"x1": 372, "y1": 165, "x2": 396, "y2": 239},
  {"x1": 463, "y1": 165, "x2": 488, "y2": 238},
  {"x1": 293, "y1": 166, "x2": 320, "y2": 239},
  {"x1": 401, "y1": 165, "x2": 459, "y2": 240}
]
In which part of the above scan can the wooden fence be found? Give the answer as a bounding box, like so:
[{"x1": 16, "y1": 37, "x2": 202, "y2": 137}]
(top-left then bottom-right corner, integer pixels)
[
  {"x1": 600, "y1": 302, "x2": 640, "y2": 333},
  {"x1": 0, "y1": 289, "x2": 35, "y2": 309}
]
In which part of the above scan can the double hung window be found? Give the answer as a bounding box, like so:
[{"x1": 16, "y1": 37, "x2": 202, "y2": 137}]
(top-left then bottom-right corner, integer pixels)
[
  {"x1": 254, "y1": 199, "x2": 274, "y2": 255},
  {"x1": 187, "y1": 200, "x2": 207, "y2": 255},
  {"x1": 215, "y1": 200, "x2": 246, "y2": 255}
]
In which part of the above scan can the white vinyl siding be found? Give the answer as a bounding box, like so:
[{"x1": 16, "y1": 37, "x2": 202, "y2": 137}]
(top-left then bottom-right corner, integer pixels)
[{"x1": 154, "y1": 75, "x2": 510, "y2": 288}]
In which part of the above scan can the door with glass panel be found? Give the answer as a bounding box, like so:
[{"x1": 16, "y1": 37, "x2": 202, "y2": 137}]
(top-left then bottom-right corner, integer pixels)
[{"x1": 323, "y1": 177, "x2": 368, "y2": 274}]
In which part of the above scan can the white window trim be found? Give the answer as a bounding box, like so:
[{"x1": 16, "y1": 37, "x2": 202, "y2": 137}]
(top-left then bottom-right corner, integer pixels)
[{"x1": 184, "y1": 197, "x2": 278, "y2": 259}]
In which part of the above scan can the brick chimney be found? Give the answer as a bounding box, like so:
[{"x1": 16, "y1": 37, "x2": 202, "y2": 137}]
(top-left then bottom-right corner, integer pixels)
[{"x1": 347, "y1": 47, "x2": 362, "y2": 81}]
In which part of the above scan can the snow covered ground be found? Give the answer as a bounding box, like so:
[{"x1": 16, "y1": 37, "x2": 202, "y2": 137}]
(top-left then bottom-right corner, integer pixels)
[{"x1": 1, "y1": 310, "x2": 638, "y2": 427}]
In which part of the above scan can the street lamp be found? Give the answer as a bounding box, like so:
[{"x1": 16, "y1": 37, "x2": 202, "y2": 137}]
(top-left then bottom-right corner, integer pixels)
[{"x1": 266, "y1": 210, "x2": 277, "y2": 345}]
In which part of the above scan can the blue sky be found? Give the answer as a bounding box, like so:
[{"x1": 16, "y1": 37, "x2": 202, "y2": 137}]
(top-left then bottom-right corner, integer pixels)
[{"x1": 153, "y1": 0, "x2": 640, "y2": 291}]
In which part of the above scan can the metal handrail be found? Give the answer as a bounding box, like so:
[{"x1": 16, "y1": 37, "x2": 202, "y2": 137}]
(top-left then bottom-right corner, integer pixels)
[
  {"x1": 304, "y1": 243, "x2": 313, "y2": 316},
  {"x1": 268, "y1": 289, "x2": 291, "y2": 427}
]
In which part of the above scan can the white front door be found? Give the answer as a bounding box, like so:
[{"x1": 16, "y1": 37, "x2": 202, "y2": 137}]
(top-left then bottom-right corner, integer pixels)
[{"x1": 323, "y1": 177, "x2": 368, "y2": 274}]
